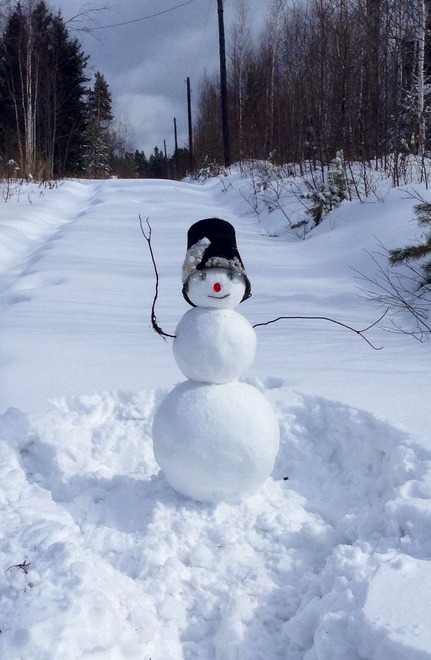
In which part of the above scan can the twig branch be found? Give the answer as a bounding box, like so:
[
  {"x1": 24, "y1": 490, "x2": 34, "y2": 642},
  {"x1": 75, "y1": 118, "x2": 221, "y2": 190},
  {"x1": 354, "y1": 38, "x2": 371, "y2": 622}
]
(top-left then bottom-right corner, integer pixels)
[
  {"x1": 6, "y1": 560, "x2": 31, "y2": 574},
  {"x1": 355, "y1": 246, "x2": 431, "y2": 341},
  {"x1": 253, "y1": 310, "x2": 388, "y2": 350},
  {"x1": 139, "y1": 216, "x2": 175, "y2": 340},
  {"x1": 140, "y1": 215, "x2": 386, "y2": 349}
]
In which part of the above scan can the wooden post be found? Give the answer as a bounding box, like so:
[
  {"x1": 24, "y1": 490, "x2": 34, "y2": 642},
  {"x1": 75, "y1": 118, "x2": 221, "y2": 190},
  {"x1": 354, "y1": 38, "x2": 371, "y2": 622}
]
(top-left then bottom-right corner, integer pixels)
[
  {"x1": 187, "y1": 77, "x2": 194, "y2": 172},
  {"x1": 163, "y1": 139, "x2": 170, "y2": 178},
  {"x1": 174, "y1": 117, "x2": 178, "y2": 153},
  {"x1": 173, "y1": 117, "x2": 179, "y2": 178}
]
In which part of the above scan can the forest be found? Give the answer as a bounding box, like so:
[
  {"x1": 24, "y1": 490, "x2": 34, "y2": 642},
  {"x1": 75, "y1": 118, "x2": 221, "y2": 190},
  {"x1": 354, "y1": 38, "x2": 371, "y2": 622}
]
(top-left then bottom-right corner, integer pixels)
[
  {"x1": 194, "y1": 0, "x2": 431, "y2": 187},
  {"x1": 0, "y1": 0, "x2": 431, "y2": 184},
  {"x1": 0, "y1": 0, "x2": 180, "y2": 180},
  {"x1": 0, "y1": 1, "x2": 108, "y2": 179}
]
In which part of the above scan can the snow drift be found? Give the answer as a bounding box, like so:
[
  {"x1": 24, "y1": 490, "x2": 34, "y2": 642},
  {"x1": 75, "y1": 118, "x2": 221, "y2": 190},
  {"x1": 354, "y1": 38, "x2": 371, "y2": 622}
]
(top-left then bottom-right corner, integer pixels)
[{"x1": 0, "y1": 175, "x2": 430, "y2": 659}]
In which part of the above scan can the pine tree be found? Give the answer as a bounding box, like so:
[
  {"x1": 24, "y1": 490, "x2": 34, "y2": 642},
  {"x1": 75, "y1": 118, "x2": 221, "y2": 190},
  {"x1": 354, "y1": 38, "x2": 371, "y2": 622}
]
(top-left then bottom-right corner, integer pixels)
[
  {"x1": 87, "y1": 71, "x2": 113, "y2": 130},
  {"x1": 84, "y1": 71, "x2": 113, "y2": 177},
  {"x1": 389, "y1": 202, "x2": 431, "y2": 283},
  {"x1": 0, "y1": 1, "x2": 89, "y2": 177},
  {"x1": 0, "y1": 7, "x2": 25, "y2": 168},
  {"x1": 148, "y1": 146, "x2": 168, "y2": 178},
  {"x1": 42, "y1": 10, "x2": 89, "y2": 176},
  {"x1": 134, "y1": 150, "x2": 149, "y2": 177}
]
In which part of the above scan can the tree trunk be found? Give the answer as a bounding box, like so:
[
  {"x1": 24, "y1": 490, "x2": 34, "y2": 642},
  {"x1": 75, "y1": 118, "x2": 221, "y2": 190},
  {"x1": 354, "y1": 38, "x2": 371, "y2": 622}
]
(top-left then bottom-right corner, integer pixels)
[{"x1": 417, "y1": 0, "x2": 426, "y2": 160}]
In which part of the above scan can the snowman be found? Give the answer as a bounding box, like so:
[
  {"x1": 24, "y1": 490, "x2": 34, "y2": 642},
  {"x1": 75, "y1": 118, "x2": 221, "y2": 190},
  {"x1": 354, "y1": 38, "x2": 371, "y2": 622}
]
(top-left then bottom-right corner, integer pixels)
[{"x1": 152, "y1": 218, "x2": 280, "y2": 503}]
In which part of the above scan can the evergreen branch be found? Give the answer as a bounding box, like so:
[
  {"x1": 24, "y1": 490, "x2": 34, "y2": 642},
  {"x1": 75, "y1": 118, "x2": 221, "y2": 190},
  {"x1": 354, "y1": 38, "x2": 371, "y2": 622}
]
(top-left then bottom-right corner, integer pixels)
[
  {"x1": 389, "y1": 239, "x2": 431, "y2": 264},
  {"x1": 253, "y1": 311, "x2": 387, "y2": 350},
  {"x1": 139, "y1": 216, "x2": 176, "y2": 340},
  {"x1": 388, "y1": 195, "x2": 431, "y2": 276}
]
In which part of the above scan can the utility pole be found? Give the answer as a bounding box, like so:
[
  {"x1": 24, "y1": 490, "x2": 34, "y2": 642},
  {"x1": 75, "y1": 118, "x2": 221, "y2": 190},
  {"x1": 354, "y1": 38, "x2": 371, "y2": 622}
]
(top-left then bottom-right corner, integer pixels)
[
  {"x1": 173, "y1": 117, "x2": 179, "y2": 178},
  {"x1": 217, "y1": 0, "x2": 231, "y2": 168},
  {"x1": 163, "y1": 139, "x2": 170, "y2": 178},
  {"x1": 186, "y1": 77, "x2": 194, "y2": 172},
  {"x1": 174, "y1": 117, "x2": 179, "y2": 153}
]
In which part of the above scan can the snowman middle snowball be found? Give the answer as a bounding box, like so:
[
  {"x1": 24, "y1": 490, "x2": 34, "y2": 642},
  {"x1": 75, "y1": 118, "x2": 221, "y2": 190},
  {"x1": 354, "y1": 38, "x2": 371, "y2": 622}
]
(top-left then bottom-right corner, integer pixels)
[{"x1": 174, "y1": 306, "x2": 257, "y2": 383}]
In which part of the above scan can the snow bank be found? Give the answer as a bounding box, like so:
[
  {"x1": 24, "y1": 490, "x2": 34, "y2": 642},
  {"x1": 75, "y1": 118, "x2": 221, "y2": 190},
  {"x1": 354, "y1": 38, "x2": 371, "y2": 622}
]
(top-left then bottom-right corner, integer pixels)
[
  {"x1": 1, "y1": 384, "x2": 430, "y2": 659},
  {"x1": 0, "y1": 175, "x2": 430, "y2": 657}
]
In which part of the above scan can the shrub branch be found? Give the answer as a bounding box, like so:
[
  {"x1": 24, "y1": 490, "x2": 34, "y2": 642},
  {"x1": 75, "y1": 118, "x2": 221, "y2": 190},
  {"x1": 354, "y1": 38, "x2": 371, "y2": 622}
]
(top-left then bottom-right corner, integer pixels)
[
  {"x1": 142, "y1": 218, "x2": 386, "y2": 349},
  {"x1": 253, "y1": 311, "x2": 386, "y2": 350},
  {"x1": 139, "y1": 215, "x2": 175, "y2": 340}
]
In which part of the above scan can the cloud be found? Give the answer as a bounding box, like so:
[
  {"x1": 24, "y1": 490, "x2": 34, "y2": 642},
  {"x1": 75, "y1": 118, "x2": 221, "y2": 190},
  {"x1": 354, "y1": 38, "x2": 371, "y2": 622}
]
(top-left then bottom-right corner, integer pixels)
[
  {"x1": 55, "y1": 0, "x2": 267, "y2": 156},
  {"x1": 114, "y1": 91, "x2": 188, "y2": 154}
]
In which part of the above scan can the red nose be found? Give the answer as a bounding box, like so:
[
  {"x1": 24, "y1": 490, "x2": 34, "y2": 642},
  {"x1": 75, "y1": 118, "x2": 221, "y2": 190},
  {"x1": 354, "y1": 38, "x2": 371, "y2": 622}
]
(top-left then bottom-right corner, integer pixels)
[{"x1": 213, "y1": 282, "x2": 222, "y2": 293}]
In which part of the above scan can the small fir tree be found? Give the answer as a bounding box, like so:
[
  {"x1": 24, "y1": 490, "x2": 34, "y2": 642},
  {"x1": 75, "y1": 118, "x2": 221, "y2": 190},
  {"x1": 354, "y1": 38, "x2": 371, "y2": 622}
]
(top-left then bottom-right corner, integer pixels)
[
  {"x1": 83, "y1": 124, "x2": 110, "y2": 177},
  {"x1": 303, "y1": 151, "x2": 348, "y2": 225},
  {"x1": 389, "y1": 202, "x2": 431, "y2": 283}
]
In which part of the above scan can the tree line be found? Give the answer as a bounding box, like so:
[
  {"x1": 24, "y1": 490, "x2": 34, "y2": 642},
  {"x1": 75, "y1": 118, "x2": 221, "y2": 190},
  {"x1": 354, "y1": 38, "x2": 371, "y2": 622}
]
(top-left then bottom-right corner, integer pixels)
[
  {"x1": 0, "y1": 0, "x2": 96, "y2": 178},
  {"x1": 193, "y1": 0, "x2": 431, "y2": 182},
  {"x1": 3, "y1": 0, "x2": 429, "y2": 183},
  {"x1": 0, "y1": 0, "x2": 183, "y2": 180}
]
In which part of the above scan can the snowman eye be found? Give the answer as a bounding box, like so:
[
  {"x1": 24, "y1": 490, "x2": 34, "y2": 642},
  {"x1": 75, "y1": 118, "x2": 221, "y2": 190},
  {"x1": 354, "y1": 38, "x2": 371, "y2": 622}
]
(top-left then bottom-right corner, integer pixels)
[
  {"x1": 227, "y1": 270, "x2": 242, "y2": 283},
  {"x1": 190, "y1": 270, "x2": 206, "y2": 283}
]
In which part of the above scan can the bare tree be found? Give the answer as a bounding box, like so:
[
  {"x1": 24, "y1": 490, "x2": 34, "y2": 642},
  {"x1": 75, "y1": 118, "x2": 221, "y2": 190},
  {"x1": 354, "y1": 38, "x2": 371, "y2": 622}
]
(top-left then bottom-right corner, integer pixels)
[
  {"x1": 228, "y1": 0, "x2": 253, "y2": 160},
  {"x1": 194, "y1": 72, "x2": 223, "y2": 167},
  {"x1": 261, "y1": 0, "x2": 285, "y2": 156},
  {"x1": 358, "y1": 246, "x2": 431, "y2": 341},
  {"x1": 193, "y1": 0, "x2": 431, "y2": 179},
  {"x1": 108, "y1": 114, "x2": 135, "y2": 159}
]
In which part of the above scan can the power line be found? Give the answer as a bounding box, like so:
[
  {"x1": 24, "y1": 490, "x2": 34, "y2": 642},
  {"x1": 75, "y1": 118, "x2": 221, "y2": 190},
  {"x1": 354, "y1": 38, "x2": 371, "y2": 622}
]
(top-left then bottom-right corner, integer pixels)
[
  {"x1": 89, "y1": 0, "x2": 195, "y2": 31},
  {"x1": 190, "y1": 0, "x2": 214, "y2": 79}
]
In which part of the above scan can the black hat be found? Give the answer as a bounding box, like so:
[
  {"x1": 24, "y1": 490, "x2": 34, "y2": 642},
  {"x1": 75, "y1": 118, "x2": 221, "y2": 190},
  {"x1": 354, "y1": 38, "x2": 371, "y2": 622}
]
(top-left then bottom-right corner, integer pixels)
[{"x1": 182, "y1": 218, "x2": 251, "y2": 306}]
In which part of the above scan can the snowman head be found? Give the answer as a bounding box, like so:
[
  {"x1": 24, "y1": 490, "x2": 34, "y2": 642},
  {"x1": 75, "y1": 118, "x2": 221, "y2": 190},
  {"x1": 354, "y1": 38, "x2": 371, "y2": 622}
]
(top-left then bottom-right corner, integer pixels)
[
  {"x1": 182, "y1": 218, "x2": 251, "y2": 308},
  {"x1": 185, "y1": 267, "x2": 246, "y2": 308}
]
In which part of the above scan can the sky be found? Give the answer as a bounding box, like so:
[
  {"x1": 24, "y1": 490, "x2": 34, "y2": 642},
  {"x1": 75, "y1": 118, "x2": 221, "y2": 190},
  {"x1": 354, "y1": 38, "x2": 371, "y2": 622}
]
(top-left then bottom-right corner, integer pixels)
[{"x1": 54, "y1": 0, "x2": 269, "y2": 157}]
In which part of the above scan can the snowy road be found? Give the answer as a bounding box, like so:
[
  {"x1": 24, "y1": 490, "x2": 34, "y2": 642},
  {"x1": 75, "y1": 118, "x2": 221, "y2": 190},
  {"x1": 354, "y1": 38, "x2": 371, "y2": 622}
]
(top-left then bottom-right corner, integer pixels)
[{"x1": 0, "y1": 176, "x2": 431, "y2": 658}]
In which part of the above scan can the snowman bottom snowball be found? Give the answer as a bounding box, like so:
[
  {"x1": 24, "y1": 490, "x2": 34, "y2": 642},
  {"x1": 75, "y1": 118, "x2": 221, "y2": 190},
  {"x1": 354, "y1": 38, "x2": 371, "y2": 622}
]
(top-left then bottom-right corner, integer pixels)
[{"x1": 152, "y1": 380, "x2": 280, "y2": 503}]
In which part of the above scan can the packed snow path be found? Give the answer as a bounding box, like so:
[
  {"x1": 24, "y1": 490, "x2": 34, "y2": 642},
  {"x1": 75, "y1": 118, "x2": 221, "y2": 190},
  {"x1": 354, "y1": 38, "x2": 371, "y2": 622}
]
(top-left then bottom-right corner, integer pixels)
[{"x1": 0, "y1": 177, "x2": 430, "y2": 659}]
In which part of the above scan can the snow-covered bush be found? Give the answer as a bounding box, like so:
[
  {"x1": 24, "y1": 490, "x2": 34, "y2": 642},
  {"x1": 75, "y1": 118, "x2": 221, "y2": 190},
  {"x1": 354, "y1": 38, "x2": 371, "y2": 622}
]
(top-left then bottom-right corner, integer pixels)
[
  {"x1": 191, "y1": 157, "x2": 227, "y2": 181},
  {"x1": 234, "y1": 159, "x2": 311, "y2": 235},
  {"x1": 303, "y1": 151, "x2": 348, "y2": 225}
]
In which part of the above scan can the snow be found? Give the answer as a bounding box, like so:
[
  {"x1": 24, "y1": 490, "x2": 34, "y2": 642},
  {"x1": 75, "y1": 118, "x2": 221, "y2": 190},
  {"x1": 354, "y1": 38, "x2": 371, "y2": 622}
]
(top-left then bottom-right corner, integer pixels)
[
  {"x1": 0, "y1": 173, "x2": 430, "y2": 658},
  {"x1": 359, "y1": 556, "x2": 431, "y2": 658}
]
